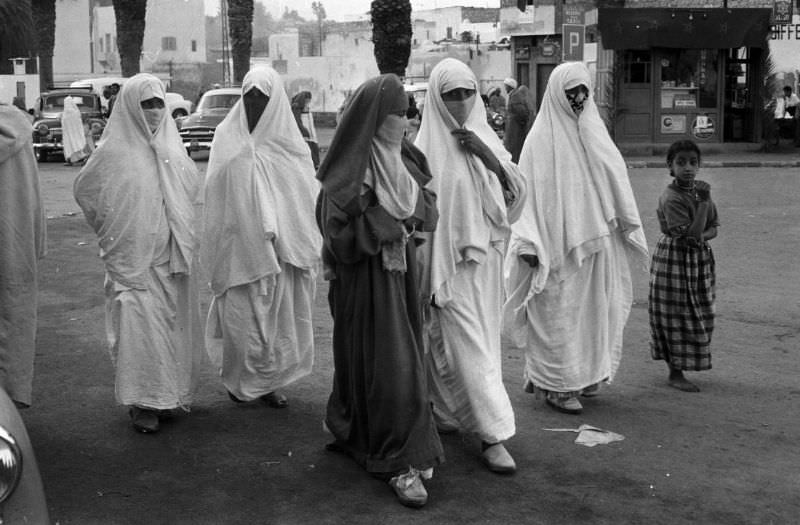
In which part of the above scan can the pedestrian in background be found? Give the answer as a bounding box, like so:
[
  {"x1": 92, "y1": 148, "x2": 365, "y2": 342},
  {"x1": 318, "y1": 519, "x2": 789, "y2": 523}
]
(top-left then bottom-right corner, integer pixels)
[
  {"x1": 502, "y1": 77, "x2": 535, "y2": 163},
  {"x1": 61, "y1": 96, "x2": 90, "y2": 166},
  {"x1": 504, "y1": 61, "x2": 648, "y2": 415},
  {"x1": 415, "y1": 58, "x2": 525, "y2": 474},
  {"x1": 316, "y1": 73, "x2": 443, "y2": 508},
  {"x1": 291, "y1": 90, "x2": 320, "y2": 168},
  {"x1": 73, "y1": 74, "x2": 203, "y2": 433},
  {"x1": 649, "y1": 140, "x2": 719, "y2": 392},
  {"x1": 202, "y1": 67, "x2": 321, "y2": 409},
  {"x1": 0, "y1": 104, "x2": 47, "y2": 408}
]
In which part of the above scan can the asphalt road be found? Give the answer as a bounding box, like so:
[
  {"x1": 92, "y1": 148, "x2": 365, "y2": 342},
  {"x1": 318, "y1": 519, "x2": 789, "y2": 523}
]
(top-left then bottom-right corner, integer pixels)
[{"x1": 23, "y1": 158, "x2": 800, "y2": 524}]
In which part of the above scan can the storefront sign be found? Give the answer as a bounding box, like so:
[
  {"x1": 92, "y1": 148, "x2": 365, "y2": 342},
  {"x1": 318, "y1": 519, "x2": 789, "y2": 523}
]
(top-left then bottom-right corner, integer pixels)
[
  {"x1": 562, "y1": 24, "x2": 585, "y2": 61},
  {"x1": 770, "y1": 23, "x2": 800, "y2": 39},
  {"x1": 674, "y1": 95, "x2": 697, "y2": 108},
  {"x1": 563, "y1": 5, "x2": 584, "y2": 25},
  {"x1": 661, "y1": 115, "x2": 687, "y2": 134},
  {"x1": 692, "y1": 115, "x2": 715, "y2": 139},
  {"x1": 773, "y1": 0, "x2": 793, "y2": 24}
]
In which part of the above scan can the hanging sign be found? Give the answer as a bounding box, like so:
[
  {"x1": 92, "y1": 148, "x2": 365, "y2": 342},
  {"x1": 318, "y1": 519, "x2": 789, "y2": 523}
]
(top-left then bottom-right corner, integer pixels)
[{"x1": 773, "y1": 0, "x2": 793, "y2": 24}]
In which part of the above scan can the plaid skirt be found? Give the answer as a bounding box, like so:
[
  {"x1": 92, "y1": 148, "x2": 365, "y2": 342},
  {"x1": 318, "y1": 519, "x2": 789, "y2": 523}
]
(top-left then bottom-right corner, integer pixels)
[{"x1": 648, "y1": 235, "x2": 715, "y2": 371}]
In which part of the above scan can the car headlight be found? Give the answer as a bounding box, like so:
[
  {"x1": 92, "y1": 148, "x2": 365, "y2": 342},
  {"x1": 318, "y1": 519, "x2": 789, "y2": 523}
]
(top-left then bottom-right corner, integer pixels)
[
  {"x1": 0, "y1": 427, "x2": 22, "y2": 505},
  {"x1": 36, "y1": 124, "x2": 49, "y2": 136},
  {"x1": 493, "y1": 114, "x2": 504, "y2": 127}
]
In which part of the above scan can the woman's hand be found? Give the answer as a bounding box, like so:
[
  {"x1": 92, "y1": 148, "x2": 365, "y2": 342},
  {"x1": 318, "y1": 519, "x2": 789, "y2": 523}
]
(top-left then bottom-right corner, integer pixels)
[{"x1": 451, "y1": 128, "x2": 505, "y2": 182}]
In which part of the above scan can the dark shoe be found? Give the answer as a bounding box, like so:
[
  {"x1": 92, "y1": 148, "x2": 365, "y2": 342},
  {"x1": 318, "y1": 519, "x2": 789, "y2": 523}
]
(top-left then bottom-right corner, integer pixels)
[
  {"x1": 227, "y1": 391, "x2": 245, "y2": 403},
  {"x1": 129, "y1": 407, "x2": 160, "y2": 433},
  {"x1": 481, "y1": 442, "x2": 516, "y2": 474},
  {"x1": 389, "y1": 469, "x2": 428, "y2": 508},
  {"x1": 545, "y1": 393, "x2": 583, "y2": 414},
  {"x1": 261, "y1": 391, "x2": 288, "y2": 409}
]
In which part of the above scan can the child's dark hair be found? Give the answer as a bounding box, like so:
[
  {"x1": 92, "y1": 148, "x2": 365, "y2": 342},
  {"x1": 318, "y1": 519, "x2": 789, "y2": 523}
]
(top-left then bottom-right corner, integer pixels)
[{"x1": 666, "y1": 140, "x2": 701, "y2": 165}]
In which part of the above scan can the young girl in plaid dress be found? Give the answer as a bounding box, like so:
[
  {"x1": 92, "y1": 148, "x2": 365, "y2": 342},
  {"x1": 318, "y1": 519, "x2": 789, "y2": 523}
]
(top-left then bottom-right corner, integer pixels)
[{"x1": 649, "y1": 140, "x2": 719, "y2": 392}]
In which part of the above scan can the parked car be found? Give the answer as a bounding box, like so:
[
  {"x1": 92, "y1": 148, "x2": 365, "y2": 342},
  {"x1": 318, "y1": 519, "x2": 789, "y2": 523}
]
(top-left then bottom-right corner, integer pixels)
[
  {"x1": 165, "y1": 92, "x2": 192, "y2": 119},
  {"x1": 178, "y1": 87, "x2": 240, "y2": 154},
  {"x1": 0, "y1": 388, "x2": 50, "y2": 524},
  {"x1": 31, "y1": 88, "x2": 106, "y2": 162}
]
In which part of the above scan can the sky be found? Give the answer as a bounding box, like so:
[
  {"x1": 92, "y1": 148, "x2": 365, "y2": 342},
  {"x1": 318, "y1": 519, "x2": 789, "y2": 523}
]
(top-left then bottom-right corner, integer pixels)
[{"x1": 204, "y1": 0, "x2": 500, "y2": 21}]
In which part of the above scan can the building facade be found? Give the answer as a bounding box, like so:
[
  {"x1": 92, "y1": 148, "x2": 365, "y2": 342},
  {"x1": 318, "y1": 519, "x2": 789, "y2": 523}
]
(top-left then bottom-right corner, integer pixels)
[{"x1": 502, "y1": 0, "x2": 785, "y2": 145}]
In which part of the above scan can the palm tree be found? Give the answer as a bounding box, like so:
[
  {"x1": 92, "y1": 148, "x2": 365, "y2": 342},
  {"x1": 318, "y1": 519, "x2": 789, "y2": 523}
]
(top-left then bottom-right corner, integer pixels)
[
  {"x1": 228, "y1": 0, "x2": 254, "y2": 84},
  {"x1": 0, "y1": 0, "x2": 34, "y2": 75},
  {"x1": 31, "y1": 0, "x2": 55, "y2": 91},
  {"x1": 112, "y1": 0, "x2": 147, "y2": 77},
  {"x1": 370, "y1": 0, "x2": 412, "y2": 77}
]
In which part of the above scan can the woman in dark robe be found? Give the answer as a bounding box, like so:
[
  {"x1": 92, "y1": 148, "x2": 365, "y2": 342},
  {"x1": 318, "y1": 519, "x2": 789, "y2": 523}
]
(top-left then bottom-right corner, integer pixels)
[{"x1": 316, "y1": 73, "x2": 443, "y2": 508}]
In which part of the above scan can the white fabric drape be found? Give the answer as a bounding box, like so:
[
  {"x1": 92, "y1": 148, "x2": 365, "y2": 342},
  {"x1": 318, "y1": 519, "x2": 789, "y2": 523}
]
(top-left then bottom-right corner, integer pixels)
[
  {"x1": 201, "y1": 66, "x2": 321, "y2": 400},
  {"x1": 414, "y1": 57, "x2": 525, "y2": 303},
  {"x1": 503, "y1": 61, "x2": 648, "y2": 392},
  {"x1": 73, "y1": 74, "x2": 203, "y2": 409},
  {"x1": 61, "y1": 96, "x2": 88, "y2": 163},
  {"x1": 414, "y1": 58, "x2": 523, "y2": 441}
]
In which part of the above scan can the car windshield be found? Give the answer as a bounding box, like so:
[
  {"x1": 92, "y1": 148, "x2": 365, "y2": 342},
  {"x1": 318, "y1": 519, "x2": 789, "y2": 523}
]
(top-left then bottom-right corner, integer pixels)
[
  {"x1": 42, "y1": 94, "x2": 97, "y2": 111},
  {"x1": 198, "y1": 94, "x2": 239, "y2": 111}
]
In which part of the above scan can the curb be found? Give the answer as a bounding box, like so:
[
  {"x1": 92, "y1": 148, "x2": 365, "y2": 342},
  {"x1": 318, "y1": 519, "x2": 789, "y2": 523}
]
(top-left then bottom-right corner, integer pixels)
[{"x1": 626, "y1": 160, "x2": 800, "y2": 168}]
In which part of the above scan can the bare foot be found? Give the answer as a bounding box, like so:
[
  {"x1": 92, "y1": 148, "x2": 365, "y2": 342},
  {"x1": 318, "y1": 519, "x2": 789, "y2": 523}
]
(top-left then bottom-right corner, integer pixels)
[{"x1": 668, "y1": 376, "x2": 700, "y2": 392}]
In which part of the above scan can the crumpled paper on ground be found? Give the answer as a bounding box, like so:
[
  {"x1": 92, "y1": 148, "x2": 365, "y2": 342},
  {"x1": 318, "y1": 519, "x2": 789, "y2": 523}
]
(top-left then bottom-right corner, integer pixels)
[{"x1": 544, "y1": 424, "x2": 625, "y2": 447}]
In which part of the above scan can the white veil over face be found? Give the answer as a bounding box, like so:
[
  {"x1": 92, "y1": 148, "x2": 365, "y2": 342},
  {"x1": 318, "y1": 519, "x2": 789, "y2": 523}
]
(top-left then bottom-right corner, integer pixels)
[
  {"x1": 201, "y1": 66, "x2": 321, "y2": 295},
  {"x1": 73, "y1": 73, "x2": 199, "y2": 289}
]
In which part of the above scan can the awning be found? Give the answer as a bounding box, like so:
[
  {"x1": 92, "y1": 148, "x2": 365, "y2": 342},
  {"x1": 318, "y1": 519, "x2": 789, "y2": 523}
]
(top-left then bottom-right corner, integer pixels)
[{"x1": 598, "y1": 8, "x2": 773, "y2": 50}]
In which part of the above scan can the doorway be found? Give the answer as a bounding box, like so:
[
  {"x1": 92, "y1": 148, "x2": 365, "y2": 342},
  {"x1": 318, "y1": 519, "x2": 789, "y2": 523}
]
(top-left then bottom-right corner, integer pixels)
[
  {"x1": 536, "y1": 63, "x2": 555, "y2": 111},
  {"x1": 723, "y1": 47, "x2": 757, "y2": 141}
]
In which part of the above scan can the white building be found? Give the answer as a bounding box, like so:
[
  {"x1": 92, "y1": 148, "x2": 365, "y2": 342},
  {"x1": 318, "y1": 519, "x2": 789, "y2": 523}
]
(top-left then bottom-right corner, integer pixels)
[{"x1": 52, "y1": 0, "x2": 206, "y2": 82}]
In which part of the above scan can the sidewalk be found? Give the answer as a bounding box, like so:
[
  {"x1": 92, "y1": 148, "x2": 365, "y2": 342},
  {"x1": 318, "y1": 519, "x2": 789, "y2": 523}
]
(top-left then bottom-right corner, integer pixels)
[{"x1": 316, "y1": 126, "x2": 800, "y2": 168}]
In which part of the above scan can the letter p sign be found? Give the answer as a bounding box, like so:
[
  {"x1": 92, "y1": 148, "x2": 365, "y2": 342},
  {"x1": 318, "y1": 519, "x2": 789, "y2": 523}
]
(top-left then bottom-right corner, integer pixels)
[{"x1": 562, "y1": 24, "x2": 585, "y2": 61}]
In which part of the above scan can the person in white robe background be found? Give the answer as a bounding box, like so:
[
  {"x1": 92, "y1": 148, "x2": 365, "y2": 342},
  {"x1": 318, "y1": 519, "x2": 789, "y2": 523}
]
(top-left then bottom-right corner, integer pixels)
[
  {"x1": 0, "y1": 104, "x2": 47, "y2": 408},
  {"x1": 61, "y1": 96, "x2": 90, "y2": 165},
  {"x1": 414, "y1": 58, "x2": 526, "y2": 474},
  {"x1": 74, "y1": 74, "x2": 203, "y2": 433},
  {"x1": 503, "y1": 61, "x2": 648, "y2": 415},
  {"x1": 201, "y1": 67, "x2": 321, "y2": 409}
]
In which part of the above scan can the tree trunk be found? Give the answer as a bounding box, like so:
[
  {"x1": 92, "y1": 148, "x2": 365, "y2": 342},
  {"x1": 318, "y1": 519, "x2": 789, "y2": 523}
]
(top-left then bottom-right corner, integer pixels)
[
  {"x1": 31, "y1": 0, "x2": 55, "y2": 91},
  {"x1": 0, "y1": 0, "x2": 35, "y2": 75},
  {"x1": 227, "y1": 0, "x2": 253, "y2": 84},
  {"x1": 370, "y1": 0, "x2": 411, "y2": 78},
  {"x1": 112, "y1": 0, "x2": 147, "y2": 77}
]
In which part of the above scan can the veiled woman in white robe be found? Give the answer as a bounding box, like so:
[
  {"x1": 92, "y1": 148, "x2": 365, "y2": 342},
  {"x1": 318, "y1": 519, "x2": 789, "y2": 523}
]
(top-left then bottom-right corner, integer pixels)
[
  {"x1": 61, "y1": 96, "x2": 89, "y2": 164},
  {"x1": 414, "y1": 58, "x2": 525, "y2": 472},
  {"x1": 503, "y1": 62, "x2": 648, "y2": 414},
  {"x1": 73, "y1": 74, "x2": 203, "y2": 421},
  {"x1": 201, "y1": 67, "x2": 321, "y2": 404}
]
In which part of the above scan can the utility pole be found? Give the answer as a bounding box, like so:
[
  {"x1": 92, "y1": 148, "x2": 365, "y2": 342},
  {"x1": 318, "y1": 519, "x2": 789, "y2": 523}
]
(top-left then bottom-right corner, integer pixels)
[{"x1": 220, "y1": 0, "x2": 231, "y2": 86}]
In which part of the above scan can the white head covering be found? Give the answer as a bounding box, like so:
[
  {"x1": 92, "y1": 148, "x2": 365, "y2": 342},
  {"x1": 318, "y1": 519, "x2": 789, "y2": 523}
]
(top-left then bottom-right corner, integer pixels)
[
  {"x1": 513, "y1": 61, "x2": 648, "y2": 293},
  {"x1": 414, "y1": 58, "x2": 521, "y2": 299},
  {"x1": 201, "y1": 66, "x2": 321, "y2": 295},
  {"x1": 503, "y1": 78, "x2": 518, "y2": 90},
  {"x1": 73, "y1": 73, "x2": 198, "y2": 289}
]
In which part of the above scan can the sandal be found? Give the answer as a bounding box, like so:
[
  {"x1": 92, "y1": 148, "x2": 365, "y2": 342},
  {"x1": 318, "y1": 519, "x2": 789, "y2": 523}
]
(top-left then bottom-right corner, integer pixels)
[
  {"x1": 545, "y1": 393, "x2": 583, "y2": 414},
  {"x1": 389, "y1": 468, "x2": 428, "y2": 508}
]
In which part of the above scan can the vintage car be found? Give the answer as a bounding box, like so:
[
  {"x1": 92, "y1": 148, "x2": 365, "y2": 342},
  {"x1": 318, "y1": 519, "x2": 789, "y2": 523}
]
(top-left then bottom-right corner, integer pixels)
[
  {"x1": 178, "y1": 87, "x2": 240, "y2": 154},
  {"x1": 31, "y1": 88, "x2": 105, "y2": 162},
  {"x1": 0, "y1": 388, "x2": 50, "y2": 524}
]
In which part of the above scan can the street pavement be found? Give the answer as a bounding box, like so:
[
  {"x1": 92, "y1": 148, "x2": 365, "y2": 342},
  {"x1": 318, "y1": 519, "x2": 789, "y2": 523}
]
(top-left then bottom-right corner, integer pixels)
[{"x1": 22, "y1": 142, "x2": 800, "y2": 524}]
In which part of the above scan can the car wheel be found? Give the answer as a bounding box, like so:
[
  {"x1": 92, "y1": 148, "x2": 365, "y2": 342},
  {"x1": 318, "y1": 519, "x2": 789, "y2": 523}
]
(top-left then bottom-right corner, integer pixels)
[{"x1": 172, "y1": 109, "x2": 188, "y2": 119}]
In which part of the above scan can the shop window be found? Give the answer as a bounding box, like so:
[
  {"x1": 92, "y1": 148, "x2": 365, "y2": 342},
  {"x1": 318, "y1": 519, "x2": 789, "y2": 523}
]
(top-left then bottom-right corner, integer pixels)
[
  {"x1": 660, "y1": 49, "x2": 718, "y2": 109},
  {"x1": 623, "y1": 51, "x2": 651, "y2": 83}
]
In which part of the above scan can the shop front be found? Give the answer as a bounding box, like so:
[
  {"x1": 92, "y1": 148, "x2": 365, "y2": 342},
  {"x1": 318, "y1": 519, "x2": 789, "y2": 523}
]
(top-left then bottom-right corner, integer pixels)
[{"x1": 598, "y1": 8, "x2": 772, "y2": 144}]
